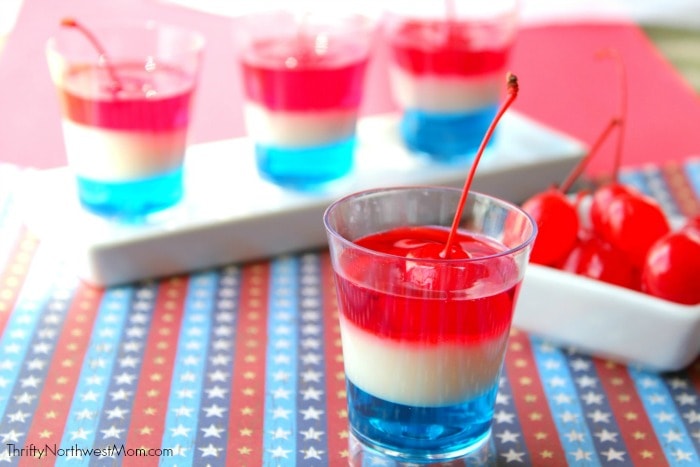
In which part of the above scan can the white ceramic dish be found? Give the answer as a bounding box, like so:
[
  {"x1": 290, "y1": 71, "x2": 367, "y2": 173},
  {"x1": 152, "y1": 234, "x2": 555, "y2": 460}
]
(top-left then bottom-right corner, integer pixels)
[{"x1": 514, "y1": 263, "x2": 700, "y2": 372}]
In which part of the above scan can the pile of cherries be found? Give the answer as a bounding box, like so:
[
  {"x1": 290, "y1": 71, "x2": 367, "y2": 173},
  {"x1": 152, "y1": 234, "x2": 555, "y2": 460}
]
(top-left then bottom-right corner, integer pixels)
[
  {"x1": 520, "y1": 52, "x2": 700, "y2": 306},
  {"x1": 523, "y1": 171, "x2": 700, "y2": 305}
]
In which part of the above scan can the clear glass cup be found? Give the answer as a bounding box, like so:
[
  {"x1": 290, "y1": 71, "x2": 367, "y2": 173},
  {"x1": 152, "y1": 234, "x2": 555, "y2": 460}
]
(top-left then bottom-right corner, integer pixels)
[
  {"x1": 383, "y1": 1, "x2": 519, "y2": 164},
  {"x1": 324, "y1": 186, "x2": 536, "y2": 464},
  {"x1": 46, "y1": 21, "x2": 204, "y2": 220},
  {"x1": 237, "y1": 9, "x2": 374, "y2": 190}
]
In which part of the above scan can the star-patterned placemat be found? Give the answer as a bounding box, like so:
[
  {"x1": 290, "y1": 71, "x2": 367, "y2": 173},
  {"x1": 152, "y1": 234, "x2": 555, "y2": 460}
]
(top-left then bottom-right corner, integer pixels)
[{"x1": 0, "y1": 160, "x2": 699, "y2": 466}]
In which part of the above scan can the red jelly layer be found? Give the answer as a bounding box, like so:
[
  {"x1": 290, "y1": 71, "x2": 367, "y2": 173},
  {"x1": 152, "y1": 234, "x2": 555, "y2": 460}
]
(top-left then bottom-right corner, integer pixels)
[
  {"x1": 58, "y1": 63, "x2": 195, "y2": 131},
  {"x1": 335, "y1": 226, "x2": 519, "y2": 344},
  {"x1": 388, "y1": 19, "x2": 511, "y2": 76},
  {"x1": 241, "y1": 38, "x2": 368, "y2": 111}
]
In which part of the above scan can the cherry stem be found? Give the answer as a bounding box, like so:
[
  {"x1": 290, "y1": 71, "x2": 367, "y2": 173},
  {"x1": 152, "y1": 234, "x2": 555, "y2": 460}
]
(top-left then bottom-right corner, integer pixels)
[
  {"x1": 597, "y1": 48, "x2": 627, "y2": 183},
  {"x1": 60, "y1": 17, "x2": 123, "y2": 93},
  {"x1": 440, "y1": 73, "x2": 519, "y2": 259},
  {"x1": 558, "y1": 117, "x2": 620, "y2": 193}
]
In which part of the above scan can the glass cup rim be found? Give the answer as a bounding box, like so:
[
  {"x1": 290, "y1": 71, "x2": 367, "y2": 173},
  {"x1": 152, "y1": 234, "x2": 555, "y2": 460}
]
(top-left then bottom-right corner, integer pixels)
[
  {"x1": 46, "y1": 19, "x2": 206, "y2": 56},
  {"x1": 323, "y1": 185, "x2": 537, "y2": 264}
]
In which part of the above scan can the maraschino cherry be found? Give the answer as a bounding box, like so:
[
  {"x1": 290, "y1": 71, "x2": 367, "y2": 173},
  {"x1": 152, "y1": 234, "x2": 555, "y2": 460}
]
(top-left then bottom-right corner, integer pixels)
[
  {"x1": 521, "y1": 118, "x2": 619, "y2": 266},
  {"x1": 585, "y1": 49, "x2": 670, "y2": 266},
  {"x1": 641, "y1": 226, "x2": 700, "y2": 305}
]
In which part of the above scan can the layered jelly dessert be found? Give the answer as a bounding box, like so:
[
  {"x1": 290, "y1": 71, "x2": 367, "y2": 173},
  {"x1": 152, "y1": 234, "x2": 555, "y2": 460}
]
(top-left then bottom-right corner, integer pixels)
[
  {"x1": 55, "y1": 62, "x2": 196, "y2": 218},
  {"x1": 241, "y1": 36, "x2": 369, "y2": 189},
  {"x1": 334, "y1": 225, "x2": 520, "y2": 458},
  {"x1": 387, "y1": 18, "x2": 514, "y2": 161}
]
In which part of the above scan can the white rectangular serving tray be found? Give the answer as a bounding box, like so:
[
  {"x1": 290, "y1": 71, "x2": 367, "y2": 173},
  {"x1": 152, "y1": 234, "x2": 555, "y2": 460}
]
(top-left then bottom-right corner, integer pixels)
[{"x1": 20, "y1": 111, "x2": 586, "y2": 287}]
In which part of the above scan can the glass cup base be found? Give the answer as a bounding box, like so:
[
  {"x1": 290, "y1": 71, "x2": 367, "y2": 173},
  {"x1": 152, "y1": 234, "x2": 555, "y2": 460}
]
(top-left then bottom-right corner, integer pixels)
[
  {"x1": 399, "y1": 106, "x2": 499, "y2": 164},
  {"x1": 348, "y1": 429, "x2": 495, "y2": 466},
  {"x1": 254, "y1": 138, "x2": 355, "y2": 191},
  {"x1": 76, "y1": 168, "x2": 184, "y2": 221}
]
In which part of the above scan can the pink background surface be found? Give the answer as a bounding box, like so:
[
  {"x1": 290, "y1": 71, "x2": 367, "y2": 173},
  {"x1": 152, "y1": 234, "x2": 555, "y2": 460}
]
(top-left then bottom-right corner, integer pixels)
[{"x1": 1, "y1": 0, "x2": 700, "y2": 176}]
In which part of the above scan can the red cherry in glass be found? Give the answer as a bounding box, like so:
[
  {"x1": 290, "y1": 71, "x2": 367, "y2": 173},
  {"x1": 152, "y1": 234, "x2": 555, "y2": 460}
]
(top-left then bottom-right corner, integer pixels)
[
  {"x1": 521, "y1": 188, "x2": 579, "y2": 266},
  {"x1": 562, "y1": 234, "x2": 639, "y2": 290},
  {"x1": 641, "y1": 228, "x2": 700, "y2": 305},
  {"x1": 596, "y1": 191, "x2": 670, "y2": 268}
]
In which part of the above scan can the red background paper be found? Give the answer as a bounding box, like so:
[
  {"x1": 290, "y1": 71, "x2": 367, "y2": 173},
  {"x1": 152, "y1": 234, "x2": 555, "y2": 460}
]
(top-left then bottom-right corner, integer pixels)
[{"x1": 1, "y1": 0, "x2": 699, "y2": 175}]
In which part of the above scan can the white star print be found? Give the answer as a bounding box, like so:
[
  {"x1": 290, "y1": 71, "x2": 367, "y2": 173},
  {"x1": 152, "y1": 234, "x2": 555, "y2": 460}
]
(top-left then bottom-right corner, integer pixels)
[
  {"x1": 301, "y1": 338, "x2": 321, "y2": 349},
  {"x1": 301, "y1": 447, "x2": 324, "y2": 460},
  {"x1": 569, "y1": 358, "x2": 591, "y2": 371},
  {"x1": 114, "y1": 372, "x2": 136, "y2": 385},
  {"x1": 565, "y1": 430, "x2": 585, "y2": 442},
  {"x1": 587, "y1": 410, "x2": 611, "y2": 423},
  {"x1": 300, "y1": 406, "x2": 324, "y2": 420},
  {"x1": 548, "y1": 376, "x2": 566, "y2": 388},
  {"x1": 198, "y1": 444, "x2": 220, "y2": 457},
  {"x1": 269, "y1": 427, "x2": 291, "y2": 439},
  {"x1": 301, "y1": 353, "x2": 322, "y2": 365},
  {"x1": 273, "y1": 370, "x2": 291, "y2": 382},
  {"x1": 70, "y1": 428, "x2": 90, "y2": 441},
  {"x1": 172, "y1": 405, "x2": 193, "y2": 417},
  {"x1": 496, "y1": 393, "x2": 511, "y2": 405},
  {"x1": 663, "y1": 430, "x2": 683, "y2": 443},
  {"x1": 208, "y1": 370, "x2": 228, "y2": 382},
  {"x1": 0, "y1": 430, "x2": 23, "y2": 443},
  {"x1": 301, "y1": 370, "x2": 323, "y2": 383},
  {"x1": 301, "y1": 387, "x2": 323, "y2": 401},
  {"x1": 201, "y1": 424, "x2": 224, "y2": 438},
  {"x1": 106, "y1": 406, "x2": 128, "y2": 419},
  {"x1": 269, "y1": 446, "x2": 292, "y2": 459},
  {"x1": 580, "y1": 391, "x2": 603, "y2": 405},
  {"x1": 496, "y1": 430, "x2": 520, "y2": 444},
  {"x1": 170, "y1": 424, "x2": 190, "y2": 437},
  {"x1": 205, "y1": 386, "x2": 227, "y2": 399},
  {"x1": 656, "y1": 411, "x2": 675, "y2": 423},
  {"x1": 110, "y1": 389, "x2": 131, "y2": 401},
  {"x1": 594, "y1": 429, "x2": 619, "y2": 443},
  {"x1": 7, "y1": 411, "x2": 30, "y2": 423},
  {"x1": 300, "y1": 427, "x2": 325, "y2": 441},
  {"x1": 575, "y1": 375, "x2": 597, "y2": 388},
  {"x1": 683, "y1": 410, "x2": 700, "y2": 424},
  {"x1": 501, "y1": 449, "x2": 526, "y2": 463},
  {"x1": 553, "y1": 393, "x2": 573, "y2": 404},
  {"x1": 203, "y1": 404, "x2": 227, "y2": 418},
  {"x1": 271, "y1": 407, "x2": 292, "y2": 419},
  {"x1": 273, "y1": 354, "x2": 291, "y2": 365},
  {"x1": 570, "y1": 448, "x2": 592, "y2": 461},
  {"x1": 272, "y1": 387, "x2": 292, "y2": 399},
  {"x1": 671, "y1": 449, "x2": 693, "y2": 462},
  {"x1": 676, "y1": 393, "x2": 697, "y2": 406},
  {"x1": 76, "y1": 409, "x2": 95, "y2": 420},
  {"x1": 493, "y1": 411, "x2": 515, "y2": 424},
  {"x1": 101, "y1": 426, "x2": 123, "y2": 439},
  {"x1": 600, "y1": 448, "x2": 625, "y2": 461}
]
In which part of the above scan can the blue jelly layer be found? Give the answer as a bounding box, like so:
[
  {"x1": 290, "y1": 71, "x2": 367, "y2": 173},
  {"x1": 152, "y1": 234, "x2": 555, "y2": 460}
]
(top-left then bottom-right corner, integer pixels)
[
  {"x1": 400, "y1": 105, "x2": 499, "y2": 163},
  {"x1": 254, "y1": 137, "x2": 355, "y2": 190},
  {"x1": 347, "y1": 379, "x2": 498, "y2": 461},
  {"x1": 76, "y1": 167, "x2": 183, "y2": 219}
]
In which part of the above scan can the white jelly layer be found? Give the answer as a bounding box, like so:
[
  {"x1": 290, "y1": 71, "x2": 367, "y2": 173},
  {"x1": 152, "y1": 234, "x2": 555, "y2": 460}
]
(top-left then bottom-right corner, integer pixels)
[
  {"x1": 389, "y1": 67, "x2": 502, "y2": 113},
  {"x1": 244, "y1": 103, "x2": 357, "y2": 147},
  {"x1": 339, "y1": 315, "x2": 508, "y2": 407},
  {"x1": 62, "y1": 121, "x2": 186, "y2": 181}
]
